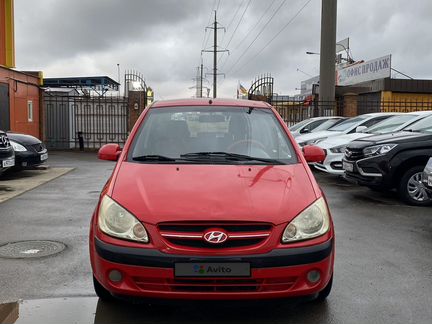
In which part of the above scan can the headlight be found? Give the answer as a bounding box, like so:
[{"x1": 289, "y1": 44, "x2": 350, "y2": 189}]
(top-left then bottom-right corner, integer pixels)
[
  {"x1": 98, "y1": 195, "x2": 149, "y2": 243},
  {"x1": 363, "y1": 144, "x2": 397, "y2": 157},
  {"x1": 282, "y1": 197, "x2": 330, "y2": 243},
  {"x1": 329, "y1": 145, "x2": 346, "y2": 153},
  {"x1": 10, "y1": 140, "x2": 27, "y2": 152}
]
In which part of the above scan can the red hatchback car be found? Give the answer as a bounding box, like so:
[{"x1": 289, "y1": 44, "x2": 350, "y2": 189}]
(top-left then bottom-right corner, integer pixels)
[{"x1": 90, "y1": 98, "x2": 334, "y2": 302}]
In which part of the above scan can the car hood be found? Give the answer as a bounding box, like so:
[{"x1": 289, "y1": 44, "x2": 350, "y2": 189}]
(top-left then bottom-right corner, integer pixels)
[
  {"x1": 316, "y1": 133, "x2": 372, "y2": 149},
  {"x1": 6, "y1": 132, "x2": 41, "y2": 145},
  {"x1": 111, "y1": 162, "x2": 318, "y2": 225},
  {"x1": 347, "y1": 131, "x2": 432, "y2": 149},
  {"x1": 295, "y1": 130, "x2": 342, "y2": 144}
]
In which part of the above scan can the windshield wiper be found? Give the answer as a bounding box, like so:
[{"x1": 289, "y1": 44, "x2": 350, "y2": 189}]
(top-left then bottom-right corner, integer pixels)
[
  {"x1": 132, "y1": 154, "x2": 178, "y2": 162},
  {"x1": 180, "y1": 152, "x2": 283, "y2": 164}
]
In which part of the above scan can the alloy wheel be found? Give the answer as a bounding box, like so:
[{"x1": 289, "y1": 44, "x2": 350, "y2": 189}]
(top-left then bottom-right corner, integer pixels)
[{"x1": 407, "y1": 172, "x2": 428, "y2": 202}]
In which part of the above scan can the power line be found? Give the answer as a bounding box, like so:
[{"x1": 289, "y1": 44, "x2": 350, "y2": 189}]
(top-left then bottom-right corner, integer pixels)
[
  {"x1": 226, "y1": 0, "x2": 245, "y2": 31},
  {"x1": 220, "y1": 0, "x2": 277, "y2": 69},
  {"x1": 220, "y1": 0, "x2": 245, "y2": 45},
  {"x1": 201, "y1": 0, "x2": 218, "y2": 50},
  {"x1": 216, "y1": 0, "x2": 222, "y2": 12},
  {"x1": 219, "y1": 0, "x2": 252, "y2": 61},
  {"x1": 229, "y1": 0, "x2": 312, "y2": 75},
  {"x1": 224, "y1": 0, "x2": 288, "y2": 74}
]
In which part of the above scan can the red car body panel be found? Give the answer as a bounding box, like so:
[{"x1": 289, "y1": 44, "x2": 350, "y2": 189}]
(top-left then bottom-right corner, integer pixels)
[
  {"x1": 90, "y1": 98, "x2": 334, "y2": 301},
  {"x1": 112, "y1": 163, "x2": 317, "y2": 226}
]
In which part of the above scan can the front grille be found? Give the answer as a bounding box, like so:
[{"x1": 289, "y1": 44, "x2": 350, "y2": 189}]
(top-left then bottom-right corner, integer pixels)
[
  {"x1": 133, "y1": 277, "x2": 296, "y2": 293},
  {"x1": 344, "y1": 148, "x2": 364, "y2": 161},
  {"x1": 31, "y1": 143, "x2": 46, "y2": 153},
  {"x1": 158, "y1": 222, "x2": 272, "y2": 249}
]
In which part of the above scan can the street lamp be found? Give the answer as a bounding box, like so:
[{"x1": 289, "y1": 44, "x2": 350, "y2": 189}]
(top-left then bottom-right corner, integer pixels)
[{"x1": 306, "y1": 51, "x2": 320, "y2": 55}]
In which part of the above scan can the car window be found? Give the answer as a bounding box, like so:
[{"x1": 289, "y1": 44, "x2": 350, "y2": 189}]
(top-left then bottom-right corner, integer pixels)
[
  {"x1": 312, "y1": 118, "x2": 344, "y2": 132},
  {"x1": 408, "y1": 115, "x2": 432, "y2": 134},
  {"x1": 303, "y1": 120, "x2": 326, "y2": 132},
  {"x1": 360, "y1": 116, "x2": 390, "y2": 128},
  {"x1": 289, "y1": 119, "x2": 312, "y2": 131},
  {"x1": 327, "y1": 116, "x2": 367, "y2": 132},
  {"x1": 129, "y1": 106, "x2": 298, "y2": 164},
  {"x1": 365, "y1": 114, "x2": 417, "y2": 134}
]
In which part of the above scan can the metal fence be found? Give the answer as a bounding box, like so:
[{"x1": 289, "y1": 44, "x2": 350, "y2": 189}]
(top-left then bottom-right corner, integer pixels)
[
  {"x1": 273, "y1": 99, "x2": 432, "y2": 126},
  {"x1": 44, "y1": 95, "x2": 129, "y2": 149},
  {"x1": 273, "y1": 100, "x2": 342, "y2": 126}
]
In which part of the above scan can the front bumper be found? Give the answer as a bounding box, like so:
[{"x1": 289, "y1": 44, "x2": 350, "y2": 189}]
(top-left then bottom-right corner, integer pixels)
[
  {"x1": 342, "y1": 156, "x2": 393, "y2": 188},
  {"x1": 314, "y1": 151, "x2": 344, "y2": 175},
  {"x1": 14, "y1": 150, "x2": 48, "y2": 168},
  {"x1": 91, "y1": 237, "x2": 334, "y2": 300}
]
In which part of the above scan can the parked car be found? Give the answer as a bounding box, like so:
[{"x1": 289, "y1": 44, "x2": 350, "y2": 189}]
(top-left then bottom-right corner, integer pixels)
[
  {"x1": 295, "y1": 113, "x2": 398, "y2": 147},
  {"x1": 289, "y1": 116, "x2": 345, "y2": 138},
  {"x1": 6, "y1": 132, "x2": 48, "y2": 171},
  {"x1": 343, "y1": 114, "x2": 432, "y2": 206},
  {"x1": 0, "y1": 130, "x2": 15, "y2": 175},
  {"x1": 90, "y1": 98, "x2": 334, "y2": 302},
  {"x1": 314, "y1": 111, "x2": 432, "y2": 175},
  {"x1": 423, "y1": 157, "x2": 432, "y2": 196}
]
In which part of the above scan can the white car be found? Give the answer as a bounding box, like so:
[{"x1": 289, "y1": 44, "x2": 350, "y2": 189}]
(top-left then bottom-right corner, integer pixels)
[
  {"x1": 295, "y1": 112, "x2": 398, "y2": 147},
  {"x1": 314, "y1": 111, "x2": 432, "y2": 175},
  {"x1": 289, "y1": 116, "x2": 345, "y2": 138}
]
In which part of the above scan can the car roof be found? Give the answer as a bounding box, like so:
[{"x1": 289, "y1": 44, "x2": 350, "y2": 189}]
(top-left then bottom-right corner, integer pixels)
[
  {"x1": 406, "y1": 110, "x2": 432, "y2": 115},
  {"x1": 151, "y1": 98, "x2": 272, "y2": 109},
  {"x1": 361, "y1": 112, "x2": 402, "y2": 117}
]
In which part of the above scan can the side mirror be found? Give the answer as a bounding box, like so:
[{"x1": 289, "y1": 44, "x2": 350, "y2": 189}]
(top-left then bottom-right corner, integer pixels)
[
  {"x1": 98, "y1": 144, "x2": 122, "y2": 161},
  {"x1": 303, "y1": 145, "x2": 326, "y2": 163},
  {"x1": 300, "y1": 127, "x2": 310, "y2": 134},
  {"x1": 355, "y1": 126, "x2": 367, "y2": 133}
]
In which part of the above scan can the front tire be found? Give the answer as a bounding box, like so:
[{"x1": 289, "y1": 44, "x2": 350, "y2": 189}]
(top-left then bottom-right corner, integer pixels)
[
  {"x1": 93, "y1": 276, "x2": 115, "y2": 301},
  {"x1": 398, "y1": 166, "x2": 432, "y2": 206}
]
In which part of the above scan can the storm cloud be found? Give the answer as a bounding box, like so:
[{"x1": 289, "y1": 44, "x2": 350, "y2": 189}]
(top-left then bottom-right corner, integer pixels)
[{"x1": 14, "y1": 0, "x2": 432, "y2": 99}]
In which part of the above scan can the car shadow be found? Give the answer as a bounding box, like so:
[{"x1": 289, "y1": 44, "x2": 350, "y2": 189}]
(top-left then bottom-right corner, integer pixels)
[{"x1": 93, "y1": 298, "x2": 331, "y2": 324}]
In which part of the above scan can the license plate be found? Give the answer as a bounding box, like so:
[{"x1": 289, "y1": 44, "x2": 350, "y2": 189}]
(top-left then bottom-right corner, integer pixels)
[
  {"x1": 175, "y1": 263, "x2": 250, "y2": 277},
  {"x1": 343, "y1": 161, "x2": 353, "y2": 172},
  {"x1": 428, "y1": 175, "x2": 432, "y2": 187},
  {"x1": 2, "y1": 158, "x2": 14, "y2": 168},
  {"x1": 40, "y1": 153, "x2": 48, "y2": 161}
]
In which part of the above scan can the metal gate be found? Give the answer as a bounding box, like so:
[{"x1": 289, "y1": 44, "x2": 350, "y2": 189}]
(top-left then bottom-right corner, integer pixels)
[
  {"x1": 44, "y1": 94, "x2": 129, "y2": 149},
  {"x1": 0, "y1": 83, "x2": 10, "y2": 131}
]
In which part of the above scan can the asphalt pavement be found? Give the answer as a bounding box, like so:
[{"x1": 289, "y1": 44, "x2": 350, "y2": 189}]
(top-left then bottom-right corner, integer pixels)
[{"x1": 0, "y1": 151, "x2": 431, "y2": 324}]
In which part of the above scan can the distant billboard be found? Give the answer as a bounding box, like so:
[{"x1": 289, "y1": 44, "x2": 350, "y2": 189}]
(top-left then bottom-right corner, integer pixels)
[
  {"x1": 336, "y1": 55, "x2": 391, "y2": 86},
  {"x1": 336, "y1": 38, "x2": 349, "y2": 53},
  {"x1": 300, "y1": 75, "x2": 319, "y2": 95}
]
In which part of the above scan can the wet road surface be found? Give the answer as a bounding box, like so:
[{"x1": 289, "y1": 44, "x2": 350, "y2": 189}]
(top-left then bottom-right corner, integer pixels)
[{"x1": 1, "y1": 152, "x2": 431, "y2": 323}]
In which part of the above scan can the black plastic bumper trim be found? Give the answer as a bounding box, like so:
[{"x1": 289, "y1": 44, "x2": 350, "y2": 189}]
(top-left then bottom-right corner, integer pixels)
[{"x1": 95, "y1": 237, "x2": 333, "y2": 268}]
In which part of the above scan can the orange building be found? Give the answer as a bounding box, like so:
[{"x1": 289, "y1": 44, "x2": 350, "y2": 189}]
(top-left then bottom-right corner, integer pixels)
[{"x1": 0, "y1": 0, "x2": 42, "y2": 138}]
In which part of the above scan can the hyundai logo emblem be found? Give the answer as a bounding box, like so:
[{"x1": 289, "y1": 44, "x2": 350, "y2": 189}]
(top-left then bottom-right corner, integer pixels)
[{"x1": 203, "y1": 230, "x2": 228, "y2": 244}]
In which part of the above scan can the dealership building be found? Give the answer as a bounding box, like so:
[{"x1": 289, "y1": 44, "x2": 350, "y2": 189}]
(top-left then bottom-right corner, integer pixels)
[{"x1": 301, "y1": 54, "x2": 432, "y2": 116}]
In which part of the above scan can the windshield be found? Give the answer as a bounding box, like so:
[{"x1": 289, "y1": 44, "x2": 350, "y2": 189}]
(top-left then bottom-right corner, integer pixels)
[
  {"x1": 312, "y1": 118, "x2": 344, "y2": 132},
  {"x1": 289, "y1": 119, "x2": 311, "y2": 131},
  {"x1": 365, "y1": 114, "x2": 417, "y2": 134},
  {"x1": 407, "y1": 115, "x2": 432, "y2": 134},
  {"x1": 327, "y1": 116, "x2": 368, "y2": 132},
  {"x1": 129, "y1": 106, "x2": 297, "y2": 164}
]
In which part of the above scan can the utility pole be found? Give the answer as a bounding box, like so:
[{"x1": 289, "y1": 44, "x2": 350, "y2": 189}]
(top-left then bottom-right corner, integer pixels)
[
  {"x1": 117, "y1": 63, "x2": 120, "y2": 95},
  {"x1": 319, "y1": 0, "x2": 337, "y2": 108},
  {"x1": 200, "y1": 60, "x2": 204, "y2": 98},
  {"x1": 202, "y1": 11, "x2": 228, "y2": 98},
  {"x1": 189, "y1": 62, "x2": 210, "y2": 98}
]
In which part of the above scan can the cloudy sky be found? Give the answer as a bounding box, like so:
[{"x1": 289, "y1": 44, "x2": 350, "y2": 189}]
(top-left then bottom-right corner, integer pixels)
[{"x1": 14, "y1": 0, "x2": 432, "y2": 99}]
